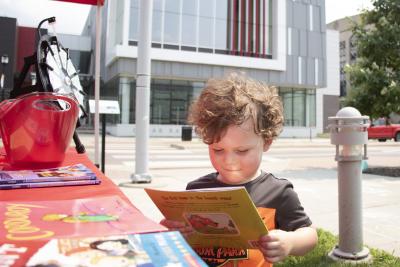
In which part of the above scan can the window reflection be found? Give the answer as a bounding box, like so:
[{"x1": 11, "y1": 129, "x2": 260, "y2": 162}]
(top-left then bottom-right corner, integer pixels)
[
  {"x1": 279, "y1": 88, "x2": 316, "y2": 127},
  {"x1": 131, "y1": 0, "x2": 273, "y2": 58},
  {"x1": 152, "y1": 0, "x2": 163, "y2": 43},
  {"x1": 164, "y1": 0, "x2": 180, "y2": 44},
  {"x1": 129, "y1": 0, "x2": 139, "y2": 41}
]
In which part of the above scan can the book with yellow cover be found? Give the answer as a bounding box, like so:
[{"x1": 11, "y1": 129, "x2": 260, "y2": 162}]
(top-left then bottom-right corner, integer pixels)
[{"x1": 145, "y1": 187, "x2": 268, "y2": 249}]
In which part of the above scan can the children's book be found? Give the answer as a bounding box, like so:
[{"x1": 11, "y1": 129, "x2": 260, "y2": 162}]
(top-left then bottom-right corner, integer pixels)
[
  {"x1": 0, "y1": 178, "x2": 101, "y2": 190},
  {"x1": 26, "y1": 231, "x2": 208, "y2": 267},
  {"x1": 0, "y1": 164, "x2": 97, "y2": 184},
  {"x1": 0, "y1": 195, "x2": 166, "y2": 244},
  {"x1": 145, "y1": 187, "x2": 268, "y2": 249}
]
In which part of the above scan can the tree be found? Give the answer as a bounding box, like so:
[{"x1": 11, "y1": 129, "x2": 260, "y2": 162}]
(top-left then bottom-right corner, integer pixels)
[{"x1": 344, "y1": 0, "x2": 400, "y2": 120}]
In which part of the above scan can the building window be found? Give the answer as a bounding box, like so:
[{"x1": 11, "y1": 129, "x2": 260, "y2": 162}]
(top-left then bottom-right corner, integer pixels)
[
  {"x1": 129, "y1": 0, "x2": 140, "y2": 41},
  {"x1": 279, "y1": 88, "x2": 316, "y2": 127},
  {"x1": 215, "y1": 0, "x2": 228, "y2": 51},
  {"x1": 181, "y1": 0, "x2": 198, "y2": 48},
  {"x1": 152, "y1": 0, "x2": 163, "y2": 44},
  {"x1": 111, "y1": 78, "x2": 205, "y2": 125},
  {"x1": 129, "y1": 0, "x2": 273, "y2": 59},
  {"x1": 164, "y1": 0, "x2": 180, "y2": 45}
]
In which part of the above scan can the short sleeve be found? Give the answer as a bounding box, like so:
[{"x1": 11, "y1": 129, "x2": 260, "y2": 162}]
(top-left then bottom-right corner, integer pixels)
[{"x1": 275, "y1": 183, "x2": 312, "y2": 231}]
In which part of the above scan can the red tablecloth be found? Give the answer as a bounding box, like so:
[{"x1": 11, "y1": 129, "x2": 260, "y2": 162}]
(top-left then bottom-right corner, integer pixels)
[{"x1": 0, "y1": 148, "x2": 165, "y2": 267}]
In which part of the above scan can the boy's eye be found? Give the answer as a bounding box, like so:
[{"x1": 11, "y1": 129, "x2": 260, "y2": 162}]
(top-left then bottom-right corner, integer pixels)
[
  {"x1": 237, "y1": 149, "x2": 249, "y2": 153},
  {"x1": 213, "y1": 148, "x2": 223, "y2": 153}
]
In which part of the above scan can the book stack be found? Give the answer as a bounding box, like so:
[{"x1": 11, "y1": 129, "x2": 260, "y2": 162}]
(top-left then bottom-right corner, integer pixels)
[{"x1": 0, "y1": 164, "x2": 101, "y2": 189}]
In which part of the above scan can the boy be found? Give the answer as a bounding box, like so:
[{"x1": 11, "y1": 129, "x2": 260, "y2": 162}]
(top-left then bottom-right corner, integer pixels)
[{"x1": 161, "y1": 73, "x2": 318, "y2": 266}]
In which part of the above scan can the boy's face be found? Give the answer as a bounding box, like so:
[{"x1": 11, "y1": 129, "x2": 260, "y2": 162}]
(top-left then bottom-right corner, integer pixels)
[{"x1": 208, "y1": 119, "x2": 272, "y2": 184}]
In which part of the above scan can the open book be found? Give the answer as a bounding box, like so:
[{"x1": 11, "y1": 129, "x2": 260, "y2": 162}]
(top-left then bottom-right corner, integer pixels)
[
  {"x1": 145, "y1": 187, "x2": 268, "y2": 249},
  {"x1": 26, "y1": 231, "x2": 207, "y2": 267}
]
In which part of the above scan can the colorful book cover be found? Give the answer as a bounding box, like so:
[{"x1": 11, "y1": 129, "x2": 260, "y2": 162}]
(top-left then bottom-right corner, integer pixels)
[
  {"x1": 26, "y1": 231, "x2": 208, "y2": 267},
  {"x1": 0, "y1": 178, "x2": 101, "y2": 190},
  {"x1": 145, "y1": 187, "x2": 268, "y2": 249},
  {"x1": 0, "y1": 164, "x2": 97, "y2": 184},
  {"x1": 0, "y1": 195, "x2": 166, "y2": 243}
]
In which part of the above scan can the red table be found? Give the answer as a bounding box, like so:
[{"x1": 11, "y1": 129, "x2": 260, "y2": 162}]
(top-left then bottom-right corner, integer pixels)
[{"x1": 0, "y1": 149, "x2": 165, "y2": 267}]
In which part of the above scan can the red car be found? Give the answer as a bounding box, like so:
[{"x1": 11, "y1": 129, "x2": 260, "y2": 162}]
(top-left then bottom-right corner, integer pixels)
[{"x1": 367, "y1": 118, "x2": 400, "y2": 142}]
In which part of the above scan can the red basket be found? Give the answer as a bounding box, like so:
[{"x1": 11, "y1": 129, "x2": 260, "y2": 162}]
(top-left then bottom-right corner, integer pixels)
[{"x1": 0, "y1": 92, "x2": 79, "y2": 166}]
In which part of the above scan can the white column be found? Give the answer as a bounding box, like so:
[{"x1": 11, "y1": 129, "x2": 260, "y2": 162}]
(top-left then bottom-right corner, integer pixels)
[{"x1": 131, "y1": 0, "x2": 153, "y2": 183}]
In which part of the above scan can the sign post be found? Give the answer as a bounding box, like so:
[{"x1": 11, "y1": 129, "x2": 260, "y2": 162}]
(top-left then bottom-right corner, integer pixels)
[{"x1": 89, "y1": 100, "x2": 120, "y2": 173}]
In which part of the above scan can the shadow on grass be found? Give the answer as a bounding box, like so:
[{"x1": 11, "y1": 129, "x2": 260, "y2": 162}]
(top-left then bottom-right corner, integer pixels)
[{"x1": 276, "y1": 229, "x2": 400, "y2": 267}]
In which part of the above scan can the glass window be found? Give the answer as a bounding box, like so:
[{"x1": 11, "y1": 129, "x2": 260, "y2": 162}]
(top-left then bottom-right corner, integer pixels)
[
  {"x1": 149, "y1": 79, "x2": 205, "y2": 125},
  {"x1": 152, "y1": 85, "x2": 171, "y2": 124},
  {"x1": 293, "y1": 90, "x2": 306, "y2": 126},
  {"x1": 115, "y1": 0, "x2": 124, "y2": 45},
  {"x1": 198, "y1": 0, "x2": 214, "y2": 48},
  {"x1": 215, "y1": 0, "x2": 228, "y2": 50},
  {"x1": 164, "y1": 0, "x2": 180, "y2": 44},
  {"x1": 279, "y1": 88, "x2": 294, "y2": 126},
  {"x1": 181, "y1": 0, "x2": 197, "y2": 47},
  {"x1": 129, "y1": 0, "x2": 140, "y2": 41},
  {"x1": 152, "y1": 0, "x2": 163, "y2": 43},
  {"x1": 279, "y1": 88, "x2": 315, "y2": 127},
  {"x1": 266, "y1": 0, "x2": 273, "y2": 55},
  {"x1": 306, "y1": 89, "x2": 316, "y2": 127}
]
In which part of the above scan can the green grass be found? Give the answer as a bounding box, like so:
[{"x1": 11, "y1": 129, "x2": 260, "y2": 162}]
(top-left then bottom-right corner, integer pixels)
[{"x1": 276, "y1": 229, "x2": 400, "y2": 267}]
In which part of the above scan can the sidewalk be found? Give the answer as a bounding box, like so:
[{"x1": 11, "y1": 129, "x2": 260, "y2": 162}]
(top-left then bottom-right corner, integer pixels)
[{"x1": 81, "y1": 134, "x2": 400, "y2": 257}]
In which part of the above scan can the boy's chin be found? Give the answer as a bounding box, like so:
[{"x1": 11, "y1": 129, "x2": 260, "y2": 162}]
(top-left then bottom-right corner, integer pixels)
[{"x1": 218, "y1": 173, "x2": 255, "y2": 185}]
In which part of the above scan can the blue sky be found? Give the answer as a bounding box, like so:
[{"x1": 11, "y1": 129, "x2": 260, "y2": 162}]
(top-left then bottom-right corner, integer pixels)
[{"x1": 0, "y1": 0, "x2": 373, "y2": 35}]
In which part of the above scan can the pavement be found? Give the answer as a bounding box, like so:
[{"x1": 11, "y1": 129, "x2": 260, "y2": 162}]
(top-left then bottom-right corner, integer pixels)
[{"x1": 78, "y1": 134, "x2": 400, "y2": 258}]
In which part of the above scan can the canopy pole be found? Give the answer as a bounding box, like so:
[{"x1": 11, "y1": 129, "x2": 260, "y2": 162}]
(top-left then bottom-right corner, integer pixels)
[{"x1": 94, "y1": 0, "x2": 102, "y2": 167}]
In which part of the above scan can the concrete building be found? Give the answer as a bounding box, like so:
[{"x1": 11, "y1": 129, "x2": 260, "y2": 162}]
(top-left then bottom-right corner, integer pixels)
[
  {"x1": 327, "y1": 14, "x2": 360, "y2": 100},
  {"x1": 83, "y1": 0, "x2": 334, "y2": 138}
]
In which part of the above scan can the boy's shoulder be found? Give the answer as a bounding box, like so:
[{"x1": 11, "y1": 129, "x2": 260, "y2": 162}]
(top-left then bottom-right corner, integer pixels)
[
  {"x1": 186, "y1": 173, "x2": 219, "y2": 190},
  {"x1": 256, "y1": 172, "x2": 293, "y2": 187}
]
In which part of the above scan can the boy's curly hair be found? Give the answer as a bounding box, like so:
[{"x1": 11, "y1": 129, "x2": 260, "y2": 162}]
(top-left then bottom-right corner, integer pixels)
[{"x1": 188, "y1": 73, "x2": 284, "y2": 144}]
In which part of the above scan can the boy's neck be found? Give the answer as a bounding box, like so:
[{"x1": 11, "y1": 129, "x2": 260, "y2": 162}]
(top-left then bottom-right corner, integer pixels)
[{"x1": 217, "y1": 169, "x2": 262, "y2": 185}]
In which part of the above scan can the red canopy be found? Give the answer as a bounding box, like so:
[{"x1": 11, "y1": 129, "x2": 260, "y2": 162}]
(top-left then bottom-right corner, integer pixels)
[{"x1": 56, "y1": 0, "x2": 104, "y2": 6}]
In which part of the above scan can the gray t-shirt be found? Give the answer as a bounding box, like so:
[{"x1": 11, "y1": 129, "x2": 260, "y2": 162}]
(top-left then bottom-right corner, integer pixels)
[{"x1": 186, "y1": 171, "x2": 312, "y2": 231}]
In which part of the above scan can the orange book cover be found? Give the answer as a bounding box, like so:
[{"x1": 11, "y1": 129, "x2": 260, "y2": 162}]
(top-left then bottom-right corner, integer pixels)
[
  {"x1": 0, "y1": 195, "x2": 166, "y2": 243},
  {"x1": 145, "y1": 187, "x2": 268, "y2": 249}
]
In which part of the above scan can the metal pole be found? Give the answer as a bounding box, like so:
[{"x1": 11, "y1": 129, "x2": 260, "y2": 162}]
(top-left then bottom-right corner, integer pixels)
[
  {"x1": 94, "y1": 1, "x2": 102, "y2": 167},
  {"x1": 131, "y1": 0, "x2": 153, "y2": 183},
  {"x1": 338, "y1": 160, "x2": 363, "y2": 252},
  {"x1": 328, "y1": 107, "x2": 371, "y2": 263},
  {"x1": 101, "y1": 114, "x2": 106, "y2": 174}
]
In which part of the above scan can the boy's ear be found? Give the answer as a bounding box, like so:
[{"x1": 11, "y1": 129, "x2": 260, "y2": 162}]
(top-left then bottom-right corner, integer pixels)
[{"x1": 263, "y1": 139, "x2": 273, "y2": 152}]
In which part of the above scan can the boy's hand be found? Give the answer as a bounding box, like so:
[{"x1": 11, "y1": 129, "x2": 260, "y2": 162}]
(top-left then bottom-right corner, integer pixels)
[
  {"x1": 160, "y1": 219, "x2": 194, "y2": 237},
  {"x1": 258, "y1": 229, "x2": 293, "y2": 263}
]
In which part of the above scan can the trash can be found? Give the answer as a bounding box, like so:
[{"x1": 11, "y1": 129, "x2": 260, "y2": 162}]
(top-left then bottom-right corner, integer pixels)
[{"x1": 181, "y1": 126, "x2": 193, "y2": 141}]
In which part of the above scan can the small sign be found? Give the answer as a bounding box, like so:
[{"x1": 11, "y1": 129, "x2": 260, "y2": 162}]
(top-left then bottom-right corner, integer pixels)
[{"x1": 89, "y1": 100, "x2": 120, "y2": 114}]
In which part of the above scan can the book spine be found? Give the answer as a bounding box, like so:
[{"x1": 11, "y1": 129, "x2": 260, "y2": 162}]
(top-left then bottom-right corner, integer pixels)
[
  {"x1": 0, "y1": 179, "x2": 101, "y2": 190},
  {"x1": 0, "y1": 164, "x2": 97, "y2": 184},
  {"x1": 0, "y1": 175, "x2": 97, "y2": 185}
]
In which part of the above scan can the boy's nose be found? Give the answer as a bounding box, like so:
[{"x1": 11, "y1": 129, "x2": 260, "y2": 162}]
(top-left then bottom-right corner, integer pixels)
[{"x1": 223, "y1": 153, "x2": 237, "y2": 166}]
